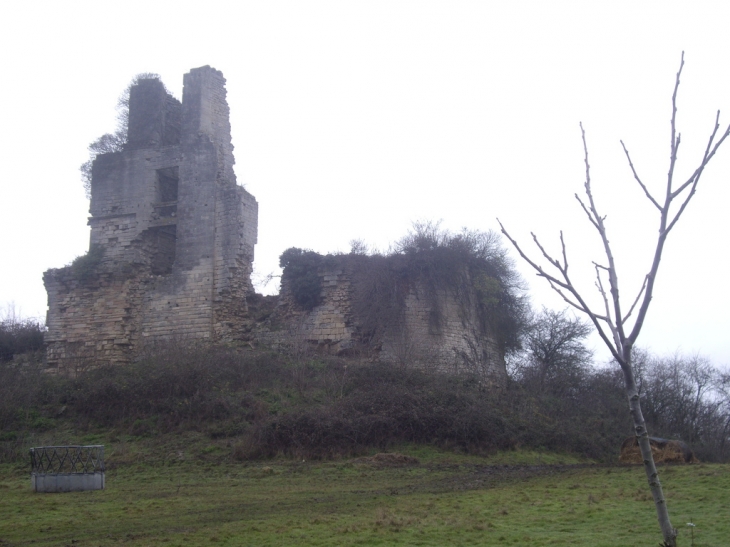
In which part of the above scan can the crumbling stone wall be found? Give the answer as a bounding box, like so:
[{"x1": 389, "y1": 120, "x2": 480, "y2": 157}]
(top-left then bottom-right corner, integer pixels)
[
  {"x1": 378, "y1": 285, "x2": 503, "y2": 378},
  {"x1": 43, "y1": 268, "x2": 146, "y2": 369},
  {"x1": 257, "y1": 267, "x2": 358, "y2": 354},
  {"x1": 257, "y1": 256, "x2": 506, "y2": 379},
  {"x1": 44, "y1": 67, "x2": 258, "y2": 370}
]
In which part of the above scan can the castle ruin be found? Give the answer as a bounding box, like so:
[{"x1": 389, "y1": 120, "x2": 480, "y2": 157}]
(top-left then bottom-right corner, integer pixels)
[{"x1": 44, "y1": 66, "x2": 507, "y2": 379}]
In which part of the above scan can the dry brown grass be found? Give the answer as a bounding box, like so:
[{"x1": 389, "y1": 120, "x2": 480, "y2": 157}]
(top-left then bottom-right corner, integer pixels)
[{"x1": 618, "y1": 436, "x2": 699, "y2": 464}]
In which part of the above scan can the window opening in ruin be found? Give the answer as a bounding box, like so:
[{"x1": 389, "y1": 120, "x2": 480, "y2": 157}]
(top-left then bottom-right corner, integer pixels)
[
  {"x1": 156, "y1": 167, "x2": 179, "y2": 203},
  {"x1": 154, "y1": 167, "x2": 179, "y2": 220},
  {"x1": 147, "y1": 225, "x2": 177, "y2": 275},
  {"x1": 145, "y1": 167, "x2": 180, "y2": 275}
]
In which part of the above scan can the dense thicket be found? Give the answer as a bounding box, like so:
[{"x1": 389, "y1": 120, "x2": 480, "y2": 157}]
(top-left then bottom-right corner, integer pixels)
[
  {"x1": 0, "y1": 316, "x2": 44, "y2": 362},
  {"x1": 0, "y1": 344, "x2": 610, "y2": 461},
  {"x1": 632, "y1": 351, "x2": 730, "y2": 462},
  {"x1": 4, "y1": 341, "x2": 722, "y2": 464},
  {"x1": 509, "y1": 310, "x2": 730, "y2": 462},
  {"x1": 1, "y1": 310, "x2": 727, "y2": 465},
  {"x1": 279, "y1": 248, "x2": 339, "y2": 310}
]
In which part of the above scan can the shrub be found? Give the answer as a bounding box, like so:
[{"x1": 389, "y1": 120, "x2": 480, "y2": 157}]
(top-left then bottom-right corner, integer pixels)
[
  {"x1": 0, "y1": 316, "x2": 45, "y2": 362},
  {"x1": 279, "y1": 248, "x2": 339, "y2": 310},
  {"x1": 68, "y1": 343, "x2": 288, "y2": 430},
  {"x1": 279, "y1": 223, "x2": 530, "y2": 354},
  {"x1": 240, "y1": 363, "x2": 516, "y2": 459},
  {"x1": 351, "y1": 223, "x2": 529, "y2": 353},
  {"x1": 3, "y1": 341, "x2": 726, "y2": 465},
  {"x1": 69, "y1": 244, "x2": 105, "y2": 282},
  {"x1": 80, "y1": 73, "x2": 164, "y2": 197}
]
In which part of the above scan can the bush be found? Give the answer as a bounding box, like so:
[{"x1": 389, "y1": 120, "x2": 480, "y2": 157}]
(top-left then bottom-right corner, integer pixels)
[
  {"x1": 80, "y1": 73, "x2": 164, "y2": 197},
  {"x1": 279, "y1": 248, "x2": 333, "y2": 310},
  {"x1": 4, "y1": 341, "x2": 726, "y2": 464},
  {"x1": 68, "y1": 343, "x2": 287, "y2": 430},
  {"x1": 69, "y1": 244, "x2": 105, "y2": 282},
  {"x1": 0, "y1": 316, "x2": 45, "y2": 362},
  {"x1": 241, "y1": 363, "x2": 515, "y2": 459}
]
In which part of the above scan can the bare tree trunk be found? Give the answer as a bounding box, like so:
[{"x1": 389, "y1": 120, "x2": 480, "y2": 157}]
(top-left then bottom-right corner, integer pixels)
[{"x1": 622, "y1": 354, "x2": 676, "y2": 546}]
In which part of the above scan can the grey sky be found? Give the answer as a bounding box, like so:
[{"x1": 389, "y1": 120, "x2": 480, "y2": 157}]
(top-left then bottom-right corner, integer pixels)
[{"x1": 1, "y1": 1, "x2": 728, "y2": 364}]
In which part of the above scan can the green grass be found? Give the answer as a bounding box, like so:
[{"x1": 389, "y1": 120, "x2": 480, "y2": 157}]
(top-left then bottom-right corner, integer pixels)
[{"x1": 1, "y1": 444, "x2": 728, "y2": 546}]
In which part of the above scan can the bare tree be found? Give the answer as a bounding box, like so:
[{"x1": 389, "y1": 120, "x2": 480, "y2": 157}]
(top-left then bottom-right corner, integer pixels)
[
  {"x1": 640, "y1": 353, "x2": 716, "y2": 445},
  {"x1": 498, "y1": 53, "x2": 729, "y2": 547},
  {"x1": 517, "y1": 307, "x2": 592, "y2": 396}
]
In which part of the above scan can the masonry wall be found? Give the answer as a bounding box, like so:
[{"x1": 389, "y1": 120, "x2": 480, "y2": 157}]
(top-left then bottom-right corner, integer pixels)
[
  {"x1": 257, "y1": 267, "x2": 358, "y2": 354},
  {"x1": 44, "y1": 67, "x2": 257, "y2": 370},
  {"x1": 43, "y1": 268, "x2": 145, "y2": 369},
  {"x1": 379, "y1": 285, "x2": 505, "y2": 378},
  {"x1": 261, "y1": 256, "x2": 506, "y2": 379}
]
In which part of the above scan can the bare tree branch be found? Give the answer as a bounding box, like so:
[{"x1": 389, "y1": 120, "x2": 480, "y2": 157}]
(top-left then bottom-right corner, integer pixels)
[
  {"x1": 594, "y1": 264, "x2": 621, "y2": 348},
  {"x1": 670, "y1": 111, "x2": 725, "y2": 198},
  {"x1": 621, "y1": 141, "x2": 662, "y2": 210},
  {"x1": 580, "y1": 124, "x2": 627, "y2": 343},
  {"x1": 543, "y1": 281, "x2": 592, "y2": 315},
  {"x1": 665, "y1": 52, "x2": 684, "y2": 201},
  {"x1": 622, "y1": 274, "x2": 648, "y2": 324},
  {"x1": 529, "y1": 233, "x2": 566, "y2": 275},
  {"x1": 560, "y1": 232, "x2": 570, "y2": 275},
  {"x1": 665, "y1": 116, "x2": 730, "y2": 234},
  {"x1": 498, "y1": 220, "x2": 621, "y2": 363},
  {"x1": 575, "y1": 194, "x2": 600, "y2": 229}
]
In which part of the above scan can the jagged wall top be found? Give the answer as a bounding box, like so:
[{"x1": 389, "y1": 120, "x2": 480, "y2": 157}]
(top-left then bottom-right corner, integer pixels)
[
  {"x1": 182, "y1": 67, "x2": 237, "y2": 184},
  {"x1": 127, "y1": 78, "x2": 181, "y2": 148}
]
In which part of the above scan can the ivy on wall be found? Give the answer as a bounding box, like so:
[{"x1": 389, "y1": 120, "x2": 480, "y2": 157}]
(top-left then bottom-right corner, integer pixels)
[
  {"x1": 279, "y1": 223, "x2": 529, "y2": 354},
  {"x1": 69, "y1": 245, "x2": 105, "y2": 283},
  {"x1": 279, "y1": 248, "x2": 338, "y2": 311}
]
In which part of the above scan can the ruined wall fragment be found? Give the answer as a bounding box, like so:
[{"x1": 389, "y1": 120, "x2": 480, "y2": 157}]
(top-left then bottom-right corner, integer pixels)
[{"x1": 258, "y1": 255, "x2": 507, "y2": 380}]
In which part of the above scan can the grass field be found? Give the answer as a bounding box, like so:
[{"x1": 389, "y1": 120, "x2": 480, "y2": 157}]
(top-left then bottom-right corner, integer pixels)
[{"x1": 1, "y1": 441, "x2": 728, "y2": 547}]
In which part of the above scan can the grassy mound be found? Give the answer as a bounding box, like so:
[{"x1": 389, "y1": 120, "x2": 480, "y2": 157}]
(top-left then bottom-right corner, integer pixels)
[{"x1": 0, "y1": 343, "x2": 632, "y2": 464}]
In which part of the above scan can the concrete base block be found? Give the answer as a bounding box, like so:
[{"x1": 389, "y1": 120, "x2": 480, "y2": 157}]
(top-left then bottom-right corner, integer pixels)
[{"x1": 32, "y1": 472, "x2": 105, "y2": 493}]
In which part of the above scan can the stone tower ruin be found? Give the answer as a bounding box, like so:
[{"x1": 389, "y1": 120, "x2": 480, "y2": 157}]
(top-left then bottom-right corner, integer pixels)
[{"x1": 44, "y1": 66, "x2": 258, "y2": 370}]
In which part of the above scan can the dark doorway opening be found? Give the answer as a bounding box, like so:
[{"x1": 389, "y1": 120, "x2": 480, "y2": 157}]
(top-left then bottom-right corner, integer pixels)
[
  {"x1": 148, "y1": 225, "x2": 177, "y2": 275},
  {"x1": 156, "y1": 167, "x2": 179, "y2": 203}
]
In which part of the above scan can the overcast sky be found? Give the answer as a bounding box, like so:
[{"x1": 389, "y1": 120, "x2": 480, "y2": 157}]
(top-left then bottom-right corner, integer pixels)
[{"x1": 1, "y1": 1, "x2": 728, "y2": 365}]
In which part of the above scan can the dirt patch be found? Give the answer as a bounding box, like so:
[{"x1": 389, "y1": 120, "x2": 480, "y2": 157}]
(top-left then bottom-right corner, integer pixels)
[{"x1": 354, "y1": 453, "x2": 420, "y2": 467}]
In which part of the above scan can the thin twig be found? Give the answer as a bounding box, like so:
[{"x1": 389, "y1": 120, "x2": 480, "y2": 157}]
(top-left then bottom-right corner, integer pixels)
[
  {"x1": 594, "y1": 264, "x2": 621, "y2": 348},
  {"x1": 622, "y1": 275, "x2": 648, "y2": 324},
  {"x1": 498, "y1": 220, "x2": 621, "y2": 363},
  {"x1": 672, "y1": 111, "x2": 728, "y2": 197},
  {"x1": 581, "y1": 124, "x2": 626, "y2": 342},
  {"x1": 666, "y1": 118, "x2": 730, "y2": 234},
  {"x1": 621, "y1": 141, "x2": 661, "y2": 210},
  {"x1": 666, "y1": 52, "x2": 685, "y2": 201}
]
